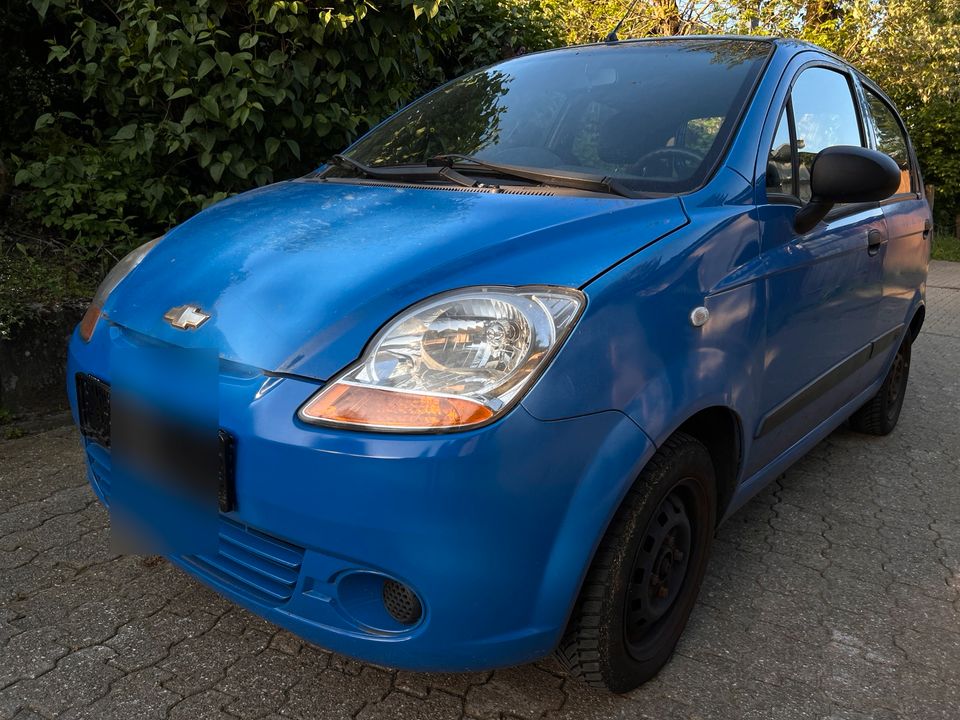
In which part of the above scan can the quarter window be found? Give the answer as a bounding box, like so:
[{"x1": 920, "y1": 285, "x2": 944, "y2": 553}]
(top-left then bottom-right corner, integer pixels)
[
  {"x1": 766, "y1": 106, "x2": 794, "y2": 196},
  {"x1": 866, "y1": 90, "x2": 914, "y2": 195}
]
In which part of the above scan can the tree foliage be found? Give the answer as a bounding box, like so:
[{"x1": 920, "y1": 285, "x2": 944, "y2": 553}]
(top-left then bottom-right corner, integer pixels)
[
  {"x1": 3, "y1": 0, "x2": 959, "y2": 283},
  {"x1": 6, "y1": 0, "x2": 561, "y2": 273}
]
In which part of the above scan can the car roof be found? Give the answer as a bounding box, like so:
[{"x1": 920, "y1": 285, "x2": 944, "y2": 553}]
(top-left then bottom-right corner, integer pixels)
[
  {"x1": 533, "y1": 35, "x2": 880, "y2": 93},
  {"x1": 542, "y1": 35, "x2": 845, "y2": 65}
]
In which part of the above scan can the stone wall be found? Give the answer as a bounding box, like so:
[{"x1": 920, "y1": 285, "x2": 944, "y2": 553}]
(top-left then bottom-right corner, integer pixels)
[{"x1": 0, "y1": 302, "x2": 85, "y2": 416}]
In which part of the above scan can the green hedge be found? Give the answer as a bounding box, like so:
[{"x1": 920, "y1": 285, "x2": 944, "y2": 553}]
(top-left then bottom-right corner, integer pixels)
[
  {"x1": 6, "y1": 0, "x2": 561, "y2": 276},
  {"x1": 908, "y1": 98, "x2": 960, "y2": 232}
]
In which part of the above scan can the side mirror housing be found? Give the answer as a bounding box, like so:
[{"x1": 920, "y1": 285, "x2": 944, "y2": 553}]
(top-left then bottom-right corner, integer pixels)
[{"x1": 794, "y1": 145, "x2": 901, "y2": 234}]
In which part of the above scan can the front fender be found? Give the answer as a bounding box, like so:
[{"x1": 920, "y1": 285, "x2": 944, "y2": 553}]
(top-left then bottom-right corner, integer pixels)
[{"x1": 522, "y1": 201, "x2": 765, "y2": 454}]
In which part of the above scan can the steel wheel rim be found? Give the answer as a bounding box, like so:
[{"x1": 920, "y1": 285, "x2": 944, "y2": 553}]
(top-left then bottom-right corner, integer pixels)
[
  {"x1": 886, "y1": 351, "x2": 908, "y2": 418},
  {"x1": 624, "y1": 484, "x2": 695, "y2": 656}
]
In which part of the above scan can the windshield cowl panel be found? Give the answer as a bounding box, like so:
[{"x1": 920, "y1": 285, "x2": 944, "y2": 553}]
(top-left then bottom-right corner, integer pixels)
[{"x1": 344, "y1": 39, "x2": 773, "y2": 196}]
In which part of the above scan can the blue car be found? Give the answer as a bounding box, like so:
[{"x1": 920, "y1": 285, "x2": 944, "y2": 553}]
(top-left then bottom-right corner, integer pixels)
[{"x1": 67, "y1": 36, "x2": 931, "y2": 692}]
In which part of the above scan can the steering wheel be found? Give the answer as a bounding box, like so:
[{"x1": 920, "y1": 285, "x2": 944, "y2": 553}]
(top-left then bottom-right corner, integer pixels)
[{"x1": 632, "y1": 147, "x2": 705, "y2": 178}]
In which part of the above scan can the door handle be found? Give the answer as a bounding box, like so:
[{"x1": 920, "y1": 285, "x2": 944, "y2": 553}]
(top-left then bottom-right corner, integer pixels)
[
  {"x1": 923, "y1": 219, "x2": 932, "y2": 239},
  {"x1": 867, "y1": 228, "x2": 884, "y2": 256}
]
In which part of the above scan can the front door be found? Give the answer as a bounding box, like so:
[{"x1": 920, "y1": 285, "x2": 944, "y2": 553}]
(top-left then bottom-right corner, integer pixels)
[{"x1": 749, "y1": 63, "x2": 887, "y2": 474}]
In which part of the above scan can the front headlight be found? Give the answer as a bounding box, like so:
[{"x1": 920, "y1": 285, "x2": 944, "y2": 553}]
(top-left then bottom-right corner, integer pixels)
[
  {"x1": 298, "y1": 286, "x2": 585, "y2": 432},
  {"x1": 79, "y1": 237, "x2": 162, "y2": 342}
]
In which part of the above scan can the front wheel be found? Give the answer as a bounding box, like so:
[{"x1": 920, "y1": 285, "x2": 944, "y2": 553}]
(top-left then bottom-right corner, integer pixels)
[
  {"x1": 849, "y1": 336, "x2": 912, "y2": 436},
  {"x1": 556, "y1": 432, "x2": 716, "y2": 693}
]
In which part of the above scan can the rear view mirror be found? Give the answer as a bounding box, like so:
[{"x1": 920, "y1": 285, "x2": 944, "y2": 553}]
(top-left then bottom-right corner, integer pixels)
[{"x1": 794, "y1": 145, "x2": 901, "y2": 233}]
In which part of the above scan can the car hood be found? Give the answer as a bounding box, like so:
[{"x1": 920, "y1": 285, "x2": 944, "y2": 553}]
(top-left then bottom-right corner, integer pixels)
[{"x1": 106, "y1": 180, "x2": 687, "y2": 381}]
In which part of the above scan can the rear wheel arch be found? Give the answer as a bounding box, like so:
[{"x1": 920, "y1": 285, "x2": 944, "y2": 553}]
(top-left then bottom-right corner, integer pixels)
[{"x1": 909, "y1": 303, "x2": 925, "y2": 341}]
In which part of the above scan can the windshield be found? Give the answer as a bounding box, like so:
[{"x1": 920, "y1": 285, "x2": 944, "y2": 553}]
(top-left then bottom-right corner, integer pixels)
[{"x1": 342, "y1": 39, "x2": 772, "y2": 194}]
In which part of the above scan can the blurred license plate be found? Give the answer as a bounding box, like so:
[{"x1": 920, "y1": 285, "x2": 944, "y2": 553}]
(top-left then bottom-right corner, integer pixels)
[{"x1": 75, "y1": 372, "x2": 235, "y2": 513}]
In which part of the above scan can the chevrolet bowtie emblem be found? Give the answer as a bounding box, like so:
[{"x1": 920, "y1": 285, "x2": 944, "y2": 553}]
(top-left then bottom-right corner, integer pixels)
[{"x1": 163, "y1": 304, "x2": 211, "y2": 330}]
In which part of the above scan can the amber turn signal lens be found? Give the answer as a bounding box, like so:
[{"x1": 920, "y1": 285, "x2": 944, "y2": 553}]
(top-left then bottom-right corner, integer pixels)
[
  {"x1": 300, "y1": 383, "x2": 494, "y2": 430},
  {"x1": 79, "y1": 304, "x2": 102, "y2": 342}
]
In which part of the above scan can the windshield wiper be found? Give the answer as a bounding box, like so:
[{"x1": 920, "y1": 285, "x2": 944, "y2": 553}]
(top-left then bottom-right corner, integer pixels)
[
  {"x1": 427, "y1": 153, "x2": 635, "y2": 198},
  {"x1": 323, "y1": 154, "x2": 478, "y2": 188}
]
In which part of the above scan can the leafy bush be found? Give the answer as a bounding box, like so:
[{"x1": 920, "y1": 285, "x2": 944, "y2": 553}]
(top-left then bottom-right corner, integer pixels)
[
  {"x1": 0, "y1": 2, "x2": 77, "y2": 154},
  {"x1": 0, "y1": 239, "x2": 91, "y2": 340},
  {"x1": 8, "y1": 0, "x2": 562, "y2": 279},
  {"x1": 908, "y1": 99, "x2": 960, "y2": 231}
]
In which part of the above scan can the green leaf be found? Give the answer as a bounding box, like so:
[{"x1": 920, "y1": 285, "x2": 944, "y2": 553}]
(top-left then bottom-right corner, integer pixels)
[
  {"x1": 34, "y1": 113, "x2": 54, "y2": 131},
  {"x1": 209, "y1": 161, "x2": 225, "y2": 182},
  {"x1": 197, "y1": 56, "x2": 216, "y2": 79},
  {"x1": 239, "y1": 33, "x2": 259, "y2": 50},
  {"x1": 146, "y1": 20, "x2": 158, "y2": 54},
  {"x1": 31, "y1": 0, "x2": 50, "y2": 19},
  {"x1": 200, "y1": 95, "x2": 219, "y2": 117},
  {"x1": 286, "y1": 138, "x2": 300, "y2": 159},
  {"x1": 163, "y1": 45, "x2": 180, "y2": 69},
  {"x1": 215, "y1": 51, "x2": 233, "y2": 76},
  {"x1": 182, "y1": 104, "x2": 199, "y2": 125},
  {"x1": 168, "y1": 87, "x2": 192, "y2": 100},
  {"x1": 80, "y1": 18, "x2": 98, "y2": 59},
  {"x1": 114, "y1": 123, "x2": 138, "y2": 140}
]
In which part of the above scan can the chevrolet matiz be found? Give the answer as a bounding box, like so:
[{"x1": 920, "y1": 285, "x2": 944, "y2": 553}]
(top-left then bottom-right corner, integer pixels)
[{"x1": 67, "y1": 37, "x2": 931, "y2": 692}]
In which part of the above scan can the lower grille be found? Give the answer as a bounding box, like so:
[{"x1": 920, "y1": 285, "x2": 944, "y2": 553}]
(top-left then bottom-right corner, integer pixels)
[
  {"x1": 76, "y1": 373, "x2": 111, "y2": 447},
  {"x1": 86, "y1": 443, "x2": 113, "y2": 501},
  {"x1": 85, "y1": 442, "x2": 304, "y2": 606},
  {"x1": 182, "y1": 518, "x2": 305, "y2": 605}
]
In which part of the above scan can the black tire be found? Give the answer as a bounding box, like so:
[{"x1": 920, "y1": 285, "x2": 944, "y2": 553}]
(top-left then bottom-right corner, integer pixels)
[
  {"x1": 556, "y1": 432, "x2": 716, "y2": 693},
  {"x1": 849, "y1": 336, "x2": 911, "y2": 436}
]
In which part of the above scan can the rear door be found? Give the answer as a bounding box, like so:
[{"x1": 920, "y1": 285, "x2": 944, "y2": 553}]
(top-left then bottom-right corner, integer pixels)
[
  {"x1": 859, "y1": 82, "x2": 932, "y2": 340},
  {"x1": 749, "y1": 61, "x2": 888, "y2": 474}
]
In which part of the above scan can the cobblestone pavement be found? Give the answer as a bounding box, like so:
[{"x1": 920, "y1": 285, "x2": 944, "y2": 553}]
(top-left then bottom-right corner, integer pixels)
[{"x1": 2, "y1": 262, "x2": 959, "y2": 720}]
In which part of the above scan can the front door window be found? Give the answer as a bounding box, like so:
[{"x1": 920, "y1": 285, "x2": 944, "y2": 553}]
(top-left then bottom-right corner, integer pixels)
[{"x1": 765, "y1": 67, "x2": 865, "y2": 203}]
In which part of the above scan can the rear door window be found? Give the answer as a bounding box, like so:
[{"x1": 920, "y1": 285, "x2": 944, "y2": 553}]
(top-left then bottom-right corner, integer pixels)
[{"x1": 865, "y1": 90, "x2": 914, "y2": 195}]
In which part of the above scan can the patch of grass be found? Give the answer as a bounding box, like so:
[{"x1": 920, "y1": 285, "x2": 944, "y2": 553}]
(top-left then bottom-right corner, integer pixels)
[
  {"x1": 0, "y1": 224, "x2": 95, "y2": 339},
  {"x1": 931, "y1": 230, "x2": 960, "y2": 263}
]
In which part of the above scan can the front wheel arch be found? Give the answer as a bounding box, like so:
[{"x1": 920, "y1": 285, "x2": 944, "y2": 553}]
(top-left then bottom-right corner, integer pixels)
[{"x1": 556, "y1": 431, "x2": 717, "y2": 692}]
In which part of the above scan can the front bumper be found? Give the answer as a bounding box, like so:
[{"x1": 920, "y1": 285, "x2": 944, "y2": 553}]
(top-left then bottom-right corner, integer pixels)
[{"x1": 67, "y1": 322, "x2": 654, "y2": 671}]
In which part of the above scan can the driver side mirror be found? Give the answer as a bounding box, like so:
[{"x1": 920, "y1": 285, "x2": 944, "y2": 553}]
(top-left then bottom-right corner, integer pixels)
[{"x1": 793, "y1": 146, "x2": 901, "y2": 234}]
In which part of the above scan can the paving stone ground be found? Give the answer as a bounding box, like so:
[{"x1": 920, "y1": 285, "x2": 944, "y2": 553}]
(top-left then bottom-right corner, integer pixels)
[{"x1": 2, "y1": 262, "x2": 959, "y2": 720}]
